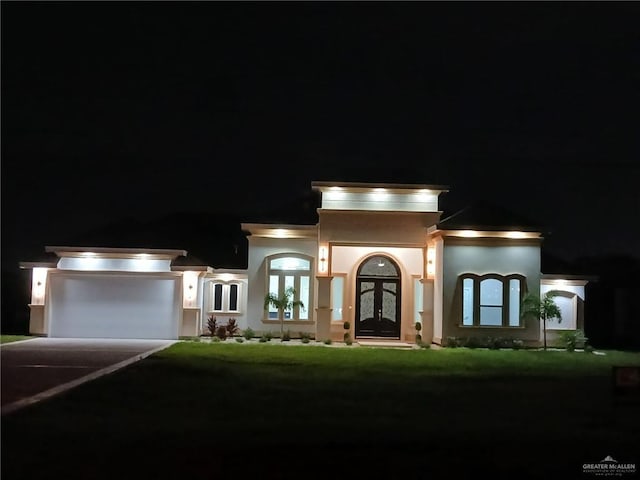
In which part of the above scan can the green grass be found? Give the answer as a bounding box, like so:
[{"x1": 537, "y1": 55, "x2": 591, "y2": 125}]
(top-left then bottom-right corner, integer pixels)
[
  {"x1": 0, "y1": 335, "x2": 32, "y2": 344},
  {"x1": 2, "y1": 343, "x2": 639, "y2": 479}
]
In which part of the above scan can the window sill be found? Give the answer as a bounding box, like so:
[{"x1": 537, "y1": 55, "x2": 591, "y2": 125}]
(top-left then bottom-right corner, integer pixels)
[
  {"x1": 262, "y1": 319, "x2": 315, "y2": 325},
  {"x1": 208, "y1": 311, "x2": 243, "y2": 316},
  {"x1": 459, "y1": 325, "x2": 525, "y2": 329}
]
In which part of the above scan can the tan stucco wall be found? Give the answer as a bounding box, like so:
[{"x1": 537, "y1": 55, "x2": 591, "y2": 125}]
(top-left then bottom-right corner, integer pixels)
[
  {"x1": 330, "y1": 245, "x2": 425, "y2": 342},
  {"x1": 318, "y1": 210, "x2": 440, "y2": 245}
]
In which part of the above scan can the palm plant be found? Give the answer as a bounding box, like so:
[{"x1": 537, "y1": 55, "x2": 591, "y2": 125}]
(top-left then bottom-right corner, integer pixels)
[
  {"x1": 521, "y1": 291, "x2": 562, "y2": 350},
  {"x1": 264, "y1": 286, "x2": 305, "y2": 337}
]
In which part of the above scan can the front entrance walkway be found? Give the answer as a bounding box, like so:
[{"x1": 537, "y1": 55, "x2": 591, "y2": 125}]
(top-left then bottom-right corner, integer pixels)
[{"x1": 356, "y1": 340, "x2": 416, "y2": 349}]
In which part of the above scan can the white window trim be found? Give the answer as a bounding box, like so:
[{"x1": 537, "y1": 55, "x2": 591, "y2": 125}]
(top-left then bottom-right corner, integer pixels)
[
  {"x1": 264, "y1": 253, "x2": 314, "y2": 322},
  {"x1": 208, "y1": 281, "x2": 242, "y2": 314},
  {"x1": 460, "y1": 273, "x2": 526, "y2": 328}
]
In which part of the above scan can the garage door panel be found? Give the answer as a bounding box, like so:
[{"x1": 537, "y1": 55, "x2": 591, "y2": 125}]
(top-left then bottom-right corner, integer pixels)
[{"x1": 48, "y1": 275, "x2": 180, "y2": 339}]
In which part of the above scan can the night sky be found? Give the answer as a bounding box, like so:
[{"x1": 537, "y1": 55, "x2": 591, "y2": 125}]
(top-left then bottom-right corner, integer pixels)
[{"x1": 3, "y1": 1, "x2": 639, "y2": 271}]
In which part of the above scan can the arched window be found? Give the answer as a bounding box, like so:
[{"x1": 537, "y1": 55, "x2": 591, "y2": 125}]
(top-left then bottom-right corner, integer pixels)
[
  {"x1": 460, "y1": 274, "x2": 525, "y2": 327},
  {"x1": 266, "y1": 254, "x2": 313, "y2": 321}
]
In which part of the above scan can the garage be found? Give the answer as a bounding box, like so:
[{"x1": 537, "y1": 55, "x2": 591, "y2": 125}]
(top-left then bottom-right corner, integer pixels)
[{"x1": 47, "y1": 273, "x2": 181, "y2": 339}]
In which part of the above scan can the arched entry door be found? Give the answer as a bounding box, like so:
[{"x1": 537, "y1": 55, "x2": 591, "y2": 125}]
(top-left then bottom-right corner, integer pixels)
[{"x1": 355, "y1": 255, "x2": 401, "y2": 339}]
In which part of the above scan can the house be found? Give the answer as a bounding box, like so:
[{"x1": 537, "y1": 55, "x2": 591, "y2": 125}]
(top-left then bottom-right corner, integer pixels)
[{"x1": 20, "y1": 181, "x2": 590, "y2": 346}]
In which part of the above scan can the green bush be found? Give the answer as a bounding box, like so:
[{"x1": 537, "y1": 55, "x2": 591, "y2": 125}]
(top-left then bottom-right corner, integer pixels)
[
  {"x1": 464, "y1": 336, "x2": 484, "y2": 348},
  {"x1": 323, "y1": 338, "x2": 332, "y2": 345},
  {"x1": 281, "y1": 330, "x2": 291, "y2": 342},
  {"x1": 259, "y1": 334, "x2": 271, "y2": 343},
  {"x1": 417, "y1": 340, "x2": 430, "y2": 349},
  {"x1": 446, "y1": 336, "x2": 461, "y2": 348},
  {"x1": 559, "y1": 329, "x2": 588, "y2": 352},
  {"x1": 343, "y1": 333, "x2": 353, "y2": 345},
  {"x1": 487, "y1": 337, "x2": 503, "y2": 350},
  {"x1": 299, "y1": 332, "x2": 312, "y2": 342},
  {"x1": 512, "y1": 339, "x2": 524, "y2": 350},
  {"x1": 215, "y1": 326, "x2": 228, "y2": 340},
  {"x1": 242, "y1": 328, "x2": 255, "y2": 340},
  {"x1": 235, "y1": 337, "x2": 244, "y2": 343},
  {"x1": 211, "y1": 336, "x2": 221, "y2": 343}
]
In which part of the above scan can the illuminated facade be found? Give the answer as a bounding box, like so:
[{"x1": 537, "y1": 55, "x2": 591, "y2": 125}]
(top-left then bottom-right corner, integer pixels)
[{"x1": 20, "y1": 181, "x2": 589, "y2": 346}]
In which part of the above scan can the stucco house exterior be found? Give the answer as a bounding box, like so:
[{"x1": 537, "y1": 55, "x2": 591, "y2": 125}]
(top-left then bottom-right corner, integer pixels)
[{"x1": 20, "y1": 181, "x2": 590, "y2": 346}]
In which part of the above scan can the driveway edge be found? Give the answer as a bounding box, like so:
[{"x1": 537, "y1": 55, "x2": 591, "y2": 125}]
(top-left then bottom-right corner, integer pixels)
[{"x1": 1, "y1": 340, "x2": 177, "y2": 416}]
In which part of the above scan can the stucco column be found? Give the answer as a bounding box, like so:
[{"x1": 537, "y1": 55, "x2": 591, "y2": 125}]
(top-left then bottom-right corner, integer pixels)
[
  {"x1": 421, "y1": 278, "x2": 434, "y2": 343},
  {"x1": 316, "y1": 276, "x2": 333, "y2": 341}
]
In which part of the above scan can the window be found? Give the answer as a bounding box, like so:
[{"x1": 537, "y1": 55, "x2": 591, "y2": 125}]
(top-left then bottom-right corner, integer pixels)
[
  {"x1": 332, "y1": 276, "x2": 345, "y2": 321},
  {"x1": 209, "y1": 282, "x2": 241, "y2": 313},
  {"x1": 460, "y1": 274, "x2": 525, "y2": 327},
  {"x1": 266, "y1": 254, "x2": 313, "y2": 321}
]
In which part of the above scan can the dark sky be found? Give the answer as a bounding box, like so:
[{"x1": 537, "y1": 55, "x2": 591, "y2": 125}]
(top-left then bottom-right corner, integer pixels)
[{"x1": 2, "y1": 1, "x2": 639, "y2": 269}]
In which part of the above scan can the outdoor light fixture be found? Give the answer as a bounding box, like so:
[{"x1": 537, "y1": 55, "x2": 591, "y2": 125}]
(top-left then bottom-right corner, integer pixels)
[
  {"x1": 426, "y1": 247, "x2": 436, "y2": 278},
  {"x1": 319, "y1": 246, "x2": 328, "y2": 273},
  {"x1": 183, "y1": 271, "x2": 199, "y2": 307},
  {"x1": 31, "y1": 268, "x2": 48, "y2": 305}
]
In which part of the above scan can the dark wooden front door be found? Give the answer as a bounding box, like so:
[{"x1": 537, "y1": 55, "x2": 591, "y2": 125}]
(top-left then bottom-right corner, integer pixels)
[{"x1": 355, "y1": 278, "x2": 401, "y2": 338}]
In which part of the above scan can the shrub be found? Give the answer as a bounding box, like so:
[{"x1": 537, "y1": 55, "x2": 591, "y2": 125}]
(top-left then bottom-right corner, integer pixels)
[
  {"x1": 211, "y1": 336, "x2": 221, "y2": 343},
  {"x1": 464, "y1": 336, "x2": 484, "y2": 348},
  {"x1": 243, "y1": 327, "x2": 255, "y2": 340},
  {"x1": 559, "y1": 329, "x2": 588, "y2": 352},
  {"x1": 487, "y1": 337, "x2": 503, "y2": 350},
  {"x1": 343, "y1": 333, "x2": 353, "y2": 345},
  {"x1": 207, "y1": 316, "x2": 218, "y2": 337},
  {"x1": 418, "y1": 340, "x2": 431, "y2": 349},
  {"x1": 264, "y1": 331, "x2": 273, "y2": 341},
  {"x1": 299, "y1": 332, "x2": 312, "y2": 342},
  {"x1": 446, "y1": 336, "x2": 461, "y2": 348},
  {"x1": 415, "y1": 333, "x2": 422, "y2": 343},
  {"x1": 215, "y1": 325, "x2": 228, "y2": 340},
  {"x1": 512, "y1": 339, "x2": 524, "y2": 350},
  {"x1": 281, "y1": 330, "x2": 291, "y2": 342},
  {"x1": 323, "y1": 338, "x2": 332, "y2": 345},
  {"x1": 235, "y1": 337, "x2": 244, "y2": 343},
  {"x1": 259, "y1": 334, "x2": 271, "y2": 343},
  {"x1": 226, "y1": 318, "x2": 240, "y2": 337}
]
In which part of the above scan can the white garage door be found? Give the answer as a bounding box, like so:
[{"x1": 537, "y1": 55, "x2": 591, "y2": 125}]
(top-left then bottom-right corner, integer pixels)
[{"x1": 48, "y1": 274, "x2": 180, "y2": 339}]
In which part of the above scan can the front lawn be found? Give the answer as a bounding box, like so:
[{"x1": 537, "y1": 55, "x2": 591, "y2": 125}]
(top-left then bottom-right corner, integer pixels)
[
  {"x1": 2, "y1": 343, "x2": 639, "y2": 479},
  {"x1": 0, "y1": 335, "x2": 32, "y2": 344}
]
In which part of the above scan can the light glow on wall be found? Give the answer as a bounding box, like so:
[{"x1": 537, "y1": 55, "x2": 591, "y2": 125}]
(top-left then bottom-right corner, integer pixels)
[
  {"x1": 183, "y1": 271, "x2": 199, "y2": 308},
  {"x1": 458, "y1": 230, "x2": 481, "y2": 238},
  {"x1": 370, "y1": 188, "x2": 389, "y2": 202},
  {"x1": 31, "y1": 268, "x2": 48, "y2": 305},
  {"x1": 426, "y1": 247, "x2": 436, "y2": 278},
  {"x1": 219, "y1": 273, "x2": 235, "y2": 282},
  {"x1": 442, "y1": 230, "x2": 541, "y2": 239},
  {"x1": 318, "y1": 246, "x2": 328, "y2": 274},
  {"x1": 504, "y1": 231, "x2": 529, "y2": 239}
]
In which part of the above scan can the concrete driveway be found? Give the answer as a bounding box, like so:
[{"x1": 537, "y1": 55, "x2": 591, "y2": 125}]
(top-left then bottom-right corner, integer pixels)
[{"x1": 1, "y1": 337, "x2": 175, "y2": 414}]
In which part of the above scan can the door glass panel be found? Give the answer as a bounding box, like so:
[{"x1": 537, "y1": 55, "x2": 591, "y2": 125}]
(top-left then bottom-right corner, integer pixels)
[
  {"x1": 382, "y1": 284, "x2": 397, "y2": 322},
  {"x1": 359, "y1": 281, "x2": 375, "y2": 321}
]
